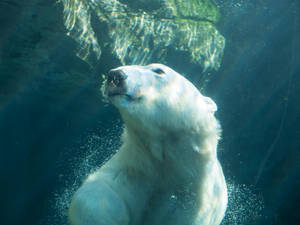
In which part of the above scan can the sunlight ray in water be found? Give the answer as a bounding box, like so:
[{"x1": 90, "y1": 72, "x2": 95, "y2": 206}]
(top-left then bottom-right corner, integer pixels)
[{"x1": 60, "y1": 0, "x2": 225, "y2": 70}]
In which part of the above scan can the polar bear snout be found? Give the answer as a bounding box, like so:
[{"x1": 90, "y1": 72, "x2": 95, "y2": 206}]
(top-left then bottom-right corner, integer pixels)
[
  {"x1": 107, "y1": 69, "x2": 127, "y2": 88},
  {"x1": 106, "y1": 69, "x2": 128, "y2": 97}
]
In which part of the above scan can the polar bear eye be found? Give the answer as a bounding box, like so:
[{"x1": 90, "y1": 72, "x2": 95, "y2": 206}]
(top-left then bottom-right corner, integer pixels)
[{"x1": 151, "y1": 68, "x2": 165, "y2": 75}]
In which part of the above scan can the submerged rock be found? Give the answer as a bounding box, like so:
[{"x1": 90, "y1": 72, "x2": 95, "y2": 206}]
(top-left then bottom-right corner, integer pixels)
[{"x1": 61, "y1": 0, "x2": 225, "y2": 71}]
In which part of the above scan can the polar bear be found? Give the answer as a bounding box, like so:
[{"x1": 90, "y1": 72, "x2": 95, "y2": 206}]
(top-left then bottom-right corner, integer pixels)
[{"x1": 68, "y1": 64, "x2": 227, "y2": 225}]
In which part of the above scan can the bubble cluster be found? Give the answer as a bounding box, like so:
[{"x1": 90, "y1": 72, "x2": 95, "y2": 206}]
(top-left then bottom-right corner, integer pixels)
[
  {"x1": 221, "y1": 179, "x2": 264, "y2": 225},
  {"x1": 43, "y1": 120, "x2": 123, "y2": 225},
  {"x1": 44, "y1": 121, "x2": 264, "y2": 225}
]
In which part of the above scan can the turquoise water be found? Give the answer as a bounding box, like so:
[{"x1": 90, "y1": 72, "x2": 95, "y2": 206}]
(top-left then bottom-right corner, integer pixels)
[{"x1": 0, "y1": 0, "x2": 299, "y2": 225}]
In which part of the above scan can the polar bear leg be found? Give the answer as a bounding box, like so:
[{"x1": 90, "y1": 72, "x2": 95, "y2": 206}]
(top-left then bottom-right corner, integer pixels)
[{"x1": 69, "y1": 180, "x2": 130, "y2": 225}]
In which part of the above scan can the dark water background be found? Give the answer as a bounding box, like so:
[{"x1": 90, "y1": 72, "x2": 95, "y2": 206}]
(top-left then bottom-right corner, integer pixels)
[{"x1": 0, "y1": 0, "x2": 299, "y2": 225}]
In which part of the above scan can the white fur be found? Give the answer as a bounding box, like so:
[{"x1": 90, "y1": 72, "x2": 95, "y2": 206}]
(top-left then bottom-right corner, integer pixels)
[{"x1": 69, "y1": 64, "x2": 227, "y2": 225}]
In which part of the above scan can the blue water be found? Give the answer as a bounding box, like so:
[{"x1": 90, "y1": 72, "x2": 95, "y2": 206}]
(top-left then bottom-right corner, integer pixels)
[{"x1": 0, "y1": 0, "x2": 299, "y2": 225}]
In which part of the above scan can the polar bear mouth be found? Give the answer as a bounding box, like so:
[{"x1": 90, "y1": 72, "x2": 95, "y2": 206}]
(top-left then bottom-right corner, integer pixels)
[
  {"x1": 108, "y1": 92, "x2": 135, "y2": 101},
  {"x1": 104, "y1": 69, "x2": 142, "y2": 102}
]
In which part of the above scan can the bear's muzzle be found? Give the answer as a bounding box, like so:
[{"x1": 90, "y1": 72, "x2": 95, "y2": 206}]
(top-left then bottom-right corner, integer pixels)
[{"x1": 106, "y1": 69, "x2": 128, "y2": 97}]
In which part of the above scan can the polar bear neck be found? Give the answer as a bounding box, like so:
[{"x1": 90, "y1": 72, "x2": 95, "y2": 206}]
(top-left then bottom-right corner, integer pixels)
[
  {"x1": 121, "y1": 120, "x2": 217, "y2": 162},
  {"x1": 116, "y1": 123, "x2": 217, "y2": 190}
]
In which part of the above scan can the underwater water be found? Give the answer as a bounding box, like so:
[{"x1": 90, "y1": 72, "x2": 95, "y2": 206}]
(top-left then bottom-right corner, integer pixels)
[{"x1": 0, "y1": 0, "x2": 299, "y2": 225}]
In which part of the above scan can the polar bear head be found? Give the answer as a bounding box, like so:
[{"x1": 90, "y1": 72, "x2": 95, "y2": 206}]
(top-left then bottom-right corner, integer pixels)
[{"x1": 101, "y1": 64, "x2": 220, "y2": 153}]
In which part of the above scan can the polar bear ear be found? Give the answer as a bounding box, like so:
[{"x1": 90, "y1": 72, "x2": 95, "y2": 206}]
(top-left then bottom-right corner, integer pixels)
[{"x1": 203, "y1": 96, "x2": 217, "y2": 112}]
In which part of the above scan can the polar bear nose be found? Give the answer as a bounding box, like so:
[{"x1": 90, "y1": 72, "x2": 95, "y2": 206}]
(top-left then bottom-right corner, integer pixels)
[{"x1": 107, "y1": 69, "x2": 128, "y2": 87}]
